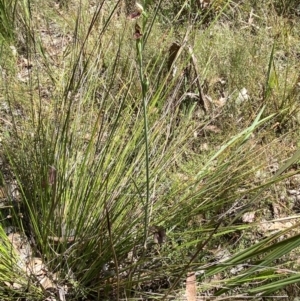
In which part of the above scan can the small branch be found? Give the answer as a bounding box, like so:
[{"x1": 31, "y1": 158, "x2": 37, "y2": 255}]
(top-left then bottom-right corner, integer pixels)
[{"x1": 187, "y1": 45, "x2": 207, "y2": 113}]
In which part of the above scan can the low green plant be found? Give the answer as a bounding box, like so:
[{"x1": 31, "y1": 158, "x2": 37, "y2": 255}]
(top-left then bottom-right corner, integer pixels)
[{"x1": 0, "y1": 0, "x2": 16, "y2": 42}]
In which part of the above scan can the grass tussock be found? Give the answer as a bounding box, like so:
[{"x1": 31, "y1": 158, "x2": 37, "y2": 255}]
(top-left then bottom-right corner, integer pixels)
[{"x1": 0, "y1": 0, "x2": 300, "y2": 300}]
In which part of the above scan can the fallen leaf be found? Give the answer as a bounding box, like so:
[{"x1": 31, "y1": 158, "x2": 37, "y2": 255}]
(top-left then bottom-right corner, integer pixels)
[
  {"x1": 205, "y1": 125, "x2": 221, "y2": 133},
  {"x1": 26, "y1": 257, "x2": 46, "y2": 276},
  {"x1": 235, "y1": 87, "x2": 249, "y2": 105},
  {"x1": 12, "y1": 282, "x2": 22, "y2": 289},
  {"x1": 186, "y1": 272, "x2": 196, "y2": 301},
  {"x1": 40, "y1": 276, "x2": 56, "y2": 290},
  {"x1": 258, "y1": 220, "x2": 295, "y2": 236},
  {"x1": 167, "y1": 42, "x2": 180, "y2": 72},
  {"x1": 242, "y1": 212, "x2": 255, "y2": 223}
]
